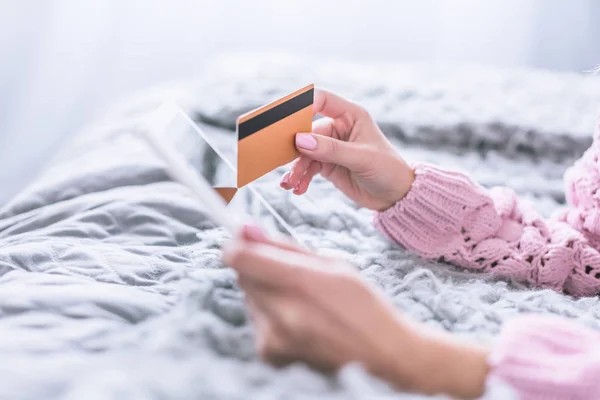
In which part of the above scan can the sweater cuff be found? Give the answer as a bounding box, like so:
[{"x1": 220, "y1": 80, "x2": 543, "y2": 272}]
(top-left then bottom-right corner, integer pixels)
[
  {"x1": 488, "y1": 315, "x2": 600, "y2": 399},
  {"x1": 374, "y1": 163, "x2": 494, "y2": 258}
]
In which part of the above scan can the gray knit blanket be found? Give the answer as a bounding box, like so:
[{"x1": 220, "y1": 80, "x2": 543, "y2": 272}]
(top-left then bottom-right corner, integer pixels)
[{"x1": 0, "y1": 53, "x2": 599, "y2": 399}]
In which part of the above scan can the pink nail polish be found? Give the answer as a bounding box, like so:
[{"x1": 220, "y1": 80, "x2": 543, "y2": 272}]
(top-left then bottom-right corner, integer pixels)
[
  {"x1": 243, "y1": 224, "x2": 267, "y2": 241},
  {"x1": 280, "y1": 172, "x2": 290, "y2": 186},
  {"x1": 295, "y1": 133, "x2": 317, "y2": 150}
]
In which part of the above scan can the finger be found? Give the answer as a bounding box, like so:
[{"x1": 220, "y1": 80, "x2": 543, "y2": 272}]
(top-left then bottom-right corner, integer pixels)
[
  {"x1": 244, "y1": 293, "x2": 302, "y2": 368},
  {"x1": 295, "y1": 133, "x2": 369, "y2": 171},
  {"x1": 233, "y1": 228, "x2": 335, "y2": 265},
  {"x1": 311, "y1": 116, "x2": 335, "y2": 137},
  {"x1": 286, "y1": 156, "x2": 312, "y2": 190},
  {"x1": 242, "y1": 285, "x2": 293, "y2": 336},
  {"x1": 281, "y1": 117, "x2": 335, "y2": 191},
  {"x1": 279, "y1": 171, "x2": 291, "y2": 189},
  {"x1": 239, "y1": 280, "x2": 277, "y2": 333},
  {"x1": 223, "y1": 241, "x2": 320, "y2": 288},
  {"x1": 239, "y1": 282, "x2": 284, "y2": 346},
  {"x1": 241, "y1": 280, "x2": 278, "y2": 312},
  {"x1": 257, "y1": 321, "x2": 295, "y2": 368},
  {"x1": 313, "y1": 88, "x2": 365, "y2": 123},
  {"x1": 280, "y1": 158, "x2": 305, "y2": 190},
  {"x1": 243, "y1": 292, "x2": 290, "y2": 366},
  {"x1": 238, "y1": 224, "x2": 269, "y2": 242},
  {"x1": 293, "y1": 160, "x2": 322, "y2": 195},
  {"x1": 237, "y1": 224, "x2": 311, "y2": 255}
]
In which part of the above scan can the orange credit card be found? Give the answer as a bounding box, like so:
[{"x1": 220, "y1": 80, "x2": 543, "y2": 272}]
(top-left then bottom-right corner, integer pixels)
[{"x1": 236, "y1": 84, "x2": 314, "y2": 188}]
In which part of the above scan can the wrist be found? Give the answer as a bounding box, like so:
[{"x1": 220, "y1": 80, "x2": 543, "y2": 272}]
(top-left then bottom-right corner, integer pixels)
[
  {"x1": 377, "y1": 156, "x2": 416, "y2": 212},
  {"x1": 380, "y1": 322, "x2": 490, "y2": 399},
  {"x1": 413, "y1": 328, "x2": 489, "y2": 399}
]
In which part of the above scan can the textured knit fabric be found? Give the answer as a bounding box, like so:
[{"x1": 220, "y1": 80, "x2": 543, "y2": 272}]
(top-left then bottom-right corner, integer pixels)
[
  {"x1": 488, "y1": 315, "x2": 600, "y2": 400},
  {"x1": 374, "y1": 117, "x2": 600, "y2": 398},
  {"x1": 375, "y1": 117, "x2": 600, "y2": 297}
]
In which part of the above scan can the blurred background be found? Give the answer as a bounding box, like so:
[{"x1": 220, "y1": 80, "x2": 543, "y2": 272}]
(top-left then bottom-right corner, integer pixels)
[{"x1": 1, "y1": 0, "x2": 599, "y2": 203}]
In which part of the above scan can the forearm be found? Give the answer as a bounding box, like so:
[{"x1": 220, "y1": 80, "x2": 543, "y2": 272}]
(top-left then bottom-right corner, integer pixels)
[
  {"x1": 411, "y1": 327, "x2": 489, "y2": 399},
  {"x1": 378, "y1": 319, "x2": 489, "y2": 399},
  {"x1": 377, "y1": 314, "x2": 600, "y2": 399}
]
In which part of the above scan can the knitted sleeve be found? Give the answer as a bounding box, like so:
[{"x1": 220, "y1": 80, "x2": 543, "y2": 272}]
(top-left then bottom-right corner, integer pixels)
[
  {"x1": 557, "y1": 138, "x2": 600, "y2": 251},
  {"x1": 374, "y1": 158, "x2": 600, "y2": 296},
  {"x1": 488, "y1": 314, "x2": 600, "y2": 399}
]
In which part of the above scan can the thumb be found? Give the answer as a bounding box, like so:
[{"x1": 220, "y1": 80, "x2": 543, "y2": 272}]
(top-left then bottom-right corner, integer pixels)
[
  {"x1": 295, "y1": 133, "x2": 368, "y2": 171},
  {"x1": 238, "y1": 224, "x2": 311, "y2": 255}
]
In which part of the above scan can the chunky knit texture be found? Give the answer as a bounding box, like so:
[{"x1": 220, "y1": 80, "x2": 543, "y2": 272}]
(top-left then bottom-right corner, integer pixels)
[
  {"x1": 489, "y1": 315, "x2": 600, "y2": 400},
  {"x1": 375, "y1": 116, "x2": 600, "y2": 398},
  {"x1": 375, "y1": 116, "x2": 600, "y2": 298}
]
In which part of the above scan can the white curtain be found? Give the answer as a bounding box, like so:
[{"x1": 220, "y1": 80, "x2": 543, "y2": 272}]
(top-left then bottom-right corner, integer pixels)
[{"x1": 0, "y1": 0, "x2": 598, "y2": 202}]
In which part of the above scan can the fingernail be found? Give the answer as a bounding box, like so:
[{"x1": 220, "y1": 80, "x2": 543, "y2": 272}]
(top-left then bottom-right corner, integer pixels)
[
  {"x1": 280, "y1": 172, "x2": 290, "y2": 186},
  {"x1": 295, "y1": 133, "x2": 317, "y2": 150},
  {"x1": 243, "y1": 224, "x2": 267, "y2": 241}
]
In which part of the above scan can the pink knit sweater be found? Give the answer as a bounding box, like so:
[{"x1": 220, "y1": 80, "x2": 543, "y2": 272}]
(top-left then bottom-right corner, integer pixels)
[{"x1": 374, "y1": 120, "x2": 600, "y2": 398}]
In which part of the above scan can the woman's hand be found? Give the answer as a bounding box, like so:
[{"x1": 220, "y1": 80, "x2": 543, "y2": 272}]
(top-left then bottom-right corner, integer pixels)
[
  {"x1": 280, "y1": 88, "x2": 415, "y2": 211},
  {"x1": 223, "y1": 225, "x2": 410, "y2": 375},
  {"x1": 222, "y1": 226, "x2": 490, "y2": 399}
]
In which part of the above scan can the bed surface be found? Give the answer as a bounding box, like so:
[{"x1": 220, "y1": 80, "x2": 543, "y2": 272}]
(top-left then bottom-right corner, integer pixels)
[{"x1": 1, "y1": 53, "x2": 599, "y2": 399}]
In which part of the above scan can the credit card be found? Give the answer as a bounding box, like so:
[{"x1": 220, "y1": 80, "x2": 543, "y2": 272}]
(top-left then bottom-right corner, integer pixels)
[{"x1": 236, "y1": 84, "x2": 314, "y2": 188}]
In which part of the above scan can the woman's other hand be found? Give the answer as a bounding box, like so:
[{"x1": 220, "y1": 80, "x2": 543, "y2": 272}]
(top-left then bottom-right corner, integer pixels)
[
  {"x1": 222, "y1": 226, "x2": 489, "y2": 399},
  {"x1": 281, "y1": 88, "x2": 415, "y2": 211}
]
